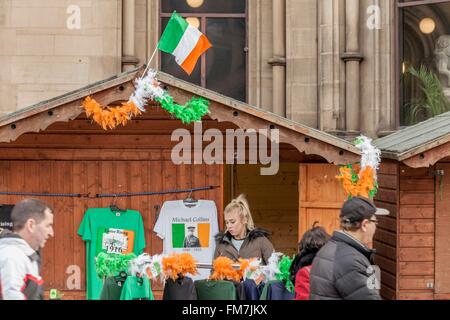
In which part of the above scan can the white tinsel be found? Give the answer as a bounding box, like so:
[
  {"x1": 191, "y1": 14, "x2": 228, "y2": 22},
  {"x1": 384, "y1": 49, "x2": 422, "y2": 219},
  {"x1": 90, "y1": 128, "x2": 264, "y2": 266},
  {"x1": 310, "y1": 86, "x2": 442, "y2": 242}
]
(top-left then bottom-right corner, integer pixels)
[
  {"x1": 260, "y1": 252, "x2": 283, "y2": 281},
  {"x1": 128, "y1": 253, "x2": 153, "y2": 277},
  {"x1": 354, "y1": 135, "x2": 381, "y2": 174},
  {"x1": 242, "y1": 258, "x2": 262, "y2": 281},
  {"x1": 129, "y1": 69, "x2": 166, "y2": 112}
]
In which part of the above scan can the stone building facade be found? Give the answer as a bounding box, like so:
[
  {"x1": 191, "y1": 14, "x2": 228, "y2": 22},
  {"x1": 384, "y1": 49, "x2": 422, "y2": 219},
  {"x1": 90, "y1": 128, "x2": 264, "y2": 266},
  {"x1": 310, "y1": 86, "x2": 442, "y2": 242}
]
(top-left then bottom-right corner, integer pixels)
[{"x1": 2, "y1": 0, "x2": 448, "y2": 139}]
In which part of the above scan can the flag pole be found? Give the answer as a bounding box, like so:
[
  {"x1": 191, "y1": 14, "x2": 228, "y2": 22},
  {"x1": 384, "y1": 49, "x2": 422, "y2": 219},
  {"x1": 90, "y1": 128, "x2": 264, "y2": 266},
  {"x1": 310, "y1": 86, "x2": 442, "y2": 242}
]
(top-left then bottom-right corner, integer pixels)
[{"x1": 142, "y1": 47, "x2": 158, "y2": 78}]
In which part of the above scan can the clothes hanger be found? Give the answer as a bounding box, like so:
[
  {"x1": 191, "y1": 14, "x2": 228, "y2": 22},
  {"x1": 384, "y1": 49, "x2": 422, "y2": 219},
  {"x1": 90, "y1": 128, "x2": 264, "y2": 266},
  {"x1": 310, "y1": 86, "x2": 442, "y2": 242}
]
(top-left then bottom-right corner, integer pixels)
[
  {"x1": 183, "y1": 189, "x2": 198, "y2": 208},
  {"x1": 114, "y1": 271, "x2": 128, "y2": 285},
  {"x1": 109, "y1": 194, "x2": 126, "y2": 213}
]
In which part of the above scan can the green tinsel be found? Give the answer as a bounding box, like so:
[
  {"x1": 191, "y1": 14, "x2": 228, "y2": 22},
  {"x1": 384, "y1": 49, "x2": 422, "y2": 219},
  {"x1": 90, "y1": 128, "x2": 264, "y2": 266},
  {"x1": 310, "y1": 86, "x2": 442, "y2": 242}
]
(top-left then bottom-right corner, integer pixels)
[
  {"x1": 95, "y1": 252, "x2": 137, "y2": 278},
  {"x1": 156, "y1": 94, "x2": 210, "y2": 124},
  {"x1": 275, "y1": 255, "x2": 295, "y2": 293}
]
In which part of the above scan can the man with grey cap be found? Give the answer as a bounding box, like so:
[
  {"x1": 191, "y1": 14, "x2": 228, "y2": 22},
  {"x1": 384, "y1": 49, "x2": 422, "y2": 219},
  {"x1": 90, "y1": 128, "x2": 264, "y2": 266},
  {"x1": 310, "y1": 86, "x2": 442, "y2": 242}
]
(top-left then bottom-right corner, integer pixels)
[{"x1": 309, "y1": 196, "x2": 389, "y2": 300}]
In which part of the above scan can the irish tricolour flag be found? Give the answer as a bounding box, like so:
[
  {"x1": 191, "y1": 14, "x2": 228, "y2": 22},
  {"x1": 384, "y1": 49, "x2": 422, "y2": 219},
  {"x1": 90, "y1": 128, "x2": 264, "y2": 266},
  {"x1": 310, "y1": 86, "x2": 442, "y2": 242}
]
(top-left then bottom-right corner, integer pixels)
[{"x1": 158, "y1": 12, "x2": 212, "y2": 75}]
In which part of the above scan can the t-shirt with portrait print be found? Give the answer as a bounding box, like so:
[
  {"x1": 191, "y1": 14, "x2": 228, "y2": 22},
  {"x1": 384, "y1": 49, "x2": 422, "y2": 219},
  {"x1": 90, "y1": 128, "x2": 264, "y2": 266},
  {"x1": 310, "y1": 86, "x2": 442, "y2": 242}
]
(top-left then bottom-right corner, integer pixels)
[{"x1": 153, "y1": 200, "x2": 219, "y2": 280}]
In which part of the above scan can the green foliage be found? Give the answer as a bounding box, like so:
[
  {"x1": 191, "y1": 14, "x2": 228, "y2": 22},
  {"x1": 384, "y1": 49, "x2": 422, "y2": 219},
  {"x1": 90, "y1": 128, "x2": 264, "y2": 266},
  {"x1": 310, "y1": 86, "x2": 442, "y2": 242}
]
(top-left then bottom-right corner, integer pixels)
[{"x1": 403, "y1": 65, "x2": 450, "y2": 125}]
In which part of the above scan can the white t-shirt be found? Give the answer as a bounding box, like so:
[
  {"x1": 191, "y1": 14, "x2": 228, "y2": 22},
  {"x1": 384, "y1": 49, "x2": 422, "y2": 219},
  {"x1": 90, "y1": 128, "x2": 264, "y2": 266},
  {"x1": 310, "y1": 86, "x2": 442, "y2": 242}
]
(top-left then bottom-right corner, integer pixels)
[{"x1": 153, "y1": 200, "x2": 219, "y2": 280}]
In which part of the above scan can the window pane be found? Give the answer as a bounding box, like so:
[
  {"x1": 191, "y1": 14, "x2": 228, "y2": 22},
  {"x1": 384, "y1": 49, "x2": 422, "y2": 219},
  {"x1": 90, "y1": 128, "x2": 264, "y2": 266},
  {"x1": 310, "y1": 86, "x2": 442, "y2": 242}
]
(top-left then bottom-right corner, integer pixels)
[
  {"x1": 206, "y1": 18, "x2": 246, "y2": 102},
  {"x1": 400, "y1": 1, "x2": 450, "y2": 125},
  {"x1": 161, "y1": 0, "x2": 245, "y2": 14},
  {"x1": 160, "y1": 18, "x2": 201, "y2": 86}
]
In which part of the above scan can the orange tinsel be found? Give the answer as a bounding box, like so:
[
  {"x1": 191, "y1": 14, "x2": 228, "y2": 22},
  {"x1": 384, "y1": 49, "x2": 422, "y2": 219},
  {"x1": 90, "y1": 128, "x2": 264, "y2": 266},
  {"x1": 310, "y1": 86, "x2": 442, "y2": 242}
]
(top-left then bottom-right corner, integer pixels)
[
  {"x1": 210, "y1": 256, "x2": 241, "y2": 282},
  {"x1": 336, "y1": 167, "x2": 358, "y2": 197},
  {"x1": 162, "y1": 253, "x2": 198, "y2": 281},
  {"x1": 336, "y1": 165, "x2": 376, "y2": 198},
  {"x1": 82, "y1": 97, "x2": 141, "y2": 130},
  {"x1": 357, "y1": 167, "x2": 375, "y2": 198}
]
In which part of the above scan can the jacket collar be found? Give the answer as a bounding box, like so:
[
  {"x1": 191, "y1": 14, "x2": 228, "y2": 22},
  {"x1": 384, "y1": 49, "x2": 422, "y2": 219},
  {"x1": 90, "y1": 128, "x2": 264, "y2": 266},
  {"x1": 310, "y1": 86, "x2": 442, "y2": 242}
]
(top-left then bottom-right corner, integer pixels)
[
  {"x1": 215, "y1": 228, "x2": 271, "y2": 245},
  {"x1": 333, "y1": 231, "x2": 376, "y2": 262},
  {"x1": 0, "y1": 230, "x2": 40, "y2": 262}
]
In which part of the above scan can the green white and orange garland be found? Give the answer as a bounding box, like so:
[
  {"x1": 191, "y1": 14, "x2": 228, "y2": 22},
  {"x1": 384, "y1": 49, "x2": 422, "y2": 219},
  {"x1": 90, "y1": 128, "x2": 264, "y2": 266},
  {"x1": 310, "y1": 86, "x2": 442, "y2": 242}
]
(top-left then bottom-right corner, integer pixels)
[
  {"x1": 82, "y1": 69, "x2": 210, "y2": 130},
  {"x1": 336, "y1": 136, "x2": 381, "y2": 199}
]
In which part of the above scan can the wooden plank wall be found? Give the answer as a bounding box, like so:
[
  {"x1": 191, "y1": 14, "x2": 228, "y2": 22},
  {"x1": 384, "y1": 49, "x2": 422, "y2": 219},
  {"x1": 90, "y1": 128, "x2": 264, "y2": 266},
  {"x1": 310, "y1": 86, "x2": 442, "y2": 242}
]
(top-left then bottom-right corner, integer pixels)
[
  {"x1": 396, "y1": 165, "x2": 435, "y2": 300},
  {"x1": 0, "y1": 159, "x2": 223, "y2": 300},
  {"x1": 298, "y1": 164, "x2": 346, "y2": 239},
  {"x1": 0, "y1": 112, "x2": 226, "y2": 300},
  {"x1": 231, "y1": 163, "x2": 299, "y2": 256},
  {"x1": 434, "y1": 163, "x2": 450, "y2": 300},
  {"x1": 374, "y1": 161, "x2": 398, "y2": 300}
]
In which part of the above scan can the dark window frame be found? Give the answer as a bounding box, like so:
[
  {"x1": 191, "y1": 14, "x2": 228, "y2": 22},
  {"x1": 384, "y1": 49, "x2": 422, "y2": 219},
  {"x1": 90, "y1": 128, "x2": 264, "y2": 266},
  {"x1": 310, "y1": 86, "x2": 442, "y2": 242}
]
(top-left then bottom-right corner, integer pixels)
[
  {"x1": 159, "y1": 0, "x2": 249, "y2": 102},
  {"x1": 395, "y1": 0, "x2": 450, "y2": 128}
]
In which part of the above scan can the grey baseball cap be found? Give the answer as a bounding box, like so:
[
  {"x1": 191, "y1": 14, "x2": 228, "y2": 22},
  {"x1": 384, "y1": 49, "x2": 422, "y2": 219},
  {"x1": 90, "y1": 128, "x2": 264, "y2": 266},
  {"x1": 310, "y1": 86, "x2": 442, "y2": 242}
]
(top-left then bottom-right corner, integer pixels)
[{"x1": 340, "y1": 196, "x2": 389, "y2": 223}]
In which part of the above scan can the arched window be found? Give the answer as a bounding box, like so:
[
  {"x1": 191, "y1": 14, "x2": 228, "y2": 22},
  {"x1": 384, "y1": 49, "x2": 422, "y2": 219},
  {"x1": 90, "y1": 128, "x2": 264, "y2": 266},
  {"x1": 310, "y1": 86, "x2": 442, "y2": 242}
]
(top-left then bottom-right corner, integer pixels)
[
  {"x1": 160, "y1": 0, "x2": 247, "y2": 102},
  {"x1": 398, "y1": 0, "x2": 450, "y2": 126}
]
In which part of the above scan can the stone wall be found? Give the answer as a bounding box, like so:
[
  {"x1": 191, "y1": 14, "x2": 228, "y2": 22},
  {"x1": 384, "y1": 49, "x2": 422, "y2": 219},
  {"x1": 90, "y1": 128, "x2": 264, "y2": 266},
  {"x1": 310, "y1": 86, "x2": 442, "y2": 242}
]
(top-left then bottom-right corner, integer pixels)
[{"x1": 0, "y1": 0, "x2": 397, "y2": 136}]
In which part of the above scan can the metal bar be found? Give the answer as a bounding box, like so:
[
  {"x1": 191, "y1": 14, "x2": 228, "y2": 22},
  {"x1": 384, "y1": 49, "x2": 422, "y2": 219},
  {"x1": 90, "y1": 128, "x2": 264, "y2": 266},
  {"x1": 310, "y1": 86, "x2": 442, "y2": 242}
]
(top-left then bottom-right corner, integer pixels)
[{"x1": 196, "y1": 263, "x2": 241, "y2": 270}]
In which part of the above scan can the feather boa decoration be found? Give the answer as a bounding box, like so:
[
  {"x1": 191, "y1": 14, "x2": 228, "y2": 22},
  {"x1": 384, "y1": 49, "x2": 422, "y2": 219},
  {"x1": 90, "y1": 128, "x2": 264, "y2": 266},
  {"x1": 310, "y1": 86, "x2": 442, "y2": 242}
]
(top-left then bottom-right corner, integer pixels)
[
  {"x1": 260, "y1": 252, "x2": 283, "y2": 281},
  {"x1": 275, "y1": 255, "x2": 295, "y2": 293},
  {"x1": 336, "y1": 135, "x2": 381, "y2": 199},
  {"x1": 162, "y1": 253, "x2": 199, "y2": 281},
  {"x1": 209, "y1": 256, "x2": 241, "y2": 282},
  {"x1": 130, "y1": 69, "x2": 210, "y2": 123},
  {"x1": 128, "y1": 253, "x2": 152, "y2": 277},
  {"x1": 82, "y1": 69, "x2": 210, "y2": 129},
  {"x1": 130, "y1": 69, "x2": 166, "y2": 112},
  {"x1": 82, "y1": 97, "x2": 141, "y2": 130},
  {"x1": 94, "y1": 252, "x2": 137, "y2": 278}
]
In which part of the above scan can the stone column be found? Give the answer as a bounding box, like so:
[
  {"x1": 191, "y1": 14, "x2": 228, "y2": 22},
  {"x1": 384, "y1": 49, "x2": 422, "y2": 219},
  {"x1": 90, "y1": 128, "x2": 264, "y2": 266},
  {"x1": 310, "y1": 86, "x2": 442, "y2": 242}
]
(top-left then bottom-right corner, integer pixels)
[
  {"x1": 341, "y1": 0, "x2": 363, "y2": 135},
  {"x1": 269, "y1": 0, "x2": 286, "y2": 117},
  {"x1": 122, "y1": 0, "x2": 139, "y2": 71}
]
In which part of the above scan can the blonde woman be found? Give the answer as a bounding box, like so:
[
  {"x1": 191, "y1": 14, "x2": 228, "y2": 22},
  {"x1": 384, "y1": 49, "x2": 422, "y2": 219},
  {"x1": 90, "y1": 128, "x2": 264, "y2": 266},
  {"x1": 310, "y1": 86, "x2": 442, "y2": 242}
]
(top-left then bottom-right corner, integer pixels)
[{"x1": 214, "y1": 194, "x2": 274, "y2": 265}]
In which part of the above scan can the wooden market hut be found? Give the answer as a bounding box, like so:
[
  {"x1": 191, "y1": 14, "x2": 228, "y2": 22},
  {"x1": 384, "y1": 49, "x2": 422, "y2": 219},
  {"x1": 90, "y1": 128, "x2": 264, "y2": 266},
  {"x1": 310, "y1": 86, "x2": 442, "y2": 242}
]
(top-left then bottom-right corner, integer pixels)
[
  {"x1": 0, "y1": 66, "x2": 362, "y2": 300},
  {"x1": 373, "y1": 112, "x2": 450, "y2": 300}
]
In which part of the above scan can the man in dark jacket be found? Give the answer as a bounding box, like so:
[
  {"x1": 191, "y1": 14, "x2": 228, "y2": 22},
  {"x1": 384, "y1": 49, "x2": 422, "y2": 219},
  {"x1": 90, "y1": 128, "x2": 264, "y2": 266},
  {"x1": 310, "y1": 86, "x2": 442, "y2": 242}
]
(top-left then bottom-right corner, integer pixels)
[{"x1": 309, "y1": 196, "x2": 389, "y2": 300}]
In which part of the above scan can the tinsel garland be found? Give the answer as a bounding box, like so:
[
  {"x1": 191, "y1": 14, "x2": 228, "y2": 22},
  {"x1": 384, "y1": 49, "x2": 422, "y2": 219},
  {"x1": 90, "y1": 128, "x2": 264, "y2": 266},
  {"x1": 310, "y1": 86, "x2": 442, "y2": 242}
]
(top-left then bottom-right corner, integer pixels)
[
  {"x1": 162, "y1": 253, "x2": 198, "y2": 281},
  {"x1": 336, "y1": 136, "x2": 380, "y2": 199},
  {"x1": 209, "y1": 256, "x2": 241, "y2": 282},
  {"x1": 82, "y1": 97, "x2": 141, "y2": 130},
  {"x1": 156, "y1": 94, "x2": 210, "y2": 124},
  {"x1": 82, "y1": 69, "x2": 210, "y2": 129},
  {"x1": 274, "y1": 255, "x2": 295, "y2": 293},
  {"x1": 95, "y1": 252, "x2": 137, "y2": 278}
]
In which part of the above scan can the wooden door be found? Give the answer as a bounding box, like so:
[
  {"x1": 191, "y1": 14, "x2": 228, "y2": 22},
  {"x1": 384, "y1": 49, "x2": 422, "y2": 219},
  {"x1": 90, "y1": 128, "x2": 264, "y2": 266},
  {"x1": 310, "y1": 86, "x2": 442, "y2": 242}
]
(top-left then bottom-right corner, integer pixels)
[
  {"x1": 298, "y1": 164, "x2": 347, "y2": 239},
  {"x1": 435, "y1": 163, "x2": 450, "y2": 295}
]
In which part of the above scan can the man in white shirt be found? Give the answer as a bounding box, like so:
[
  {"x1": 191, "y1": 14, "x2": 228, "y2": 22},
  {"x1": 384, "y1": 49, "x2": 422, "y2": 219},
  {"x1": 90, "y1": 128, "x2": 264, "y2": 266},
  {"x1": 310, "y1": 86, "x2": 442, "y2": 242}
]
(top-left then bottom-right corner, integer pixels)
[{"x1": 0, "y1": 199, "x2": 54, "y2": 300}]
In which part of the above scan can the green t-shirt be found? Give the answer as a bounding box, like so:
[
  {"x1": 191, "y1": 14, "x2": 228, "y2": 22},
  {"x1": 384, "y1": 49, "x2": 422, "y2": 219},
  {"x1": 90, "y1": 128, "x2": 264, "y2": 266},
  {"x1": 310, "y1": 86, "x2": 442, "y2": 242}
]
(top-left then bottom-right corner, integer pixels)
[
  {"x1": 78, "y1": 208, "x2": 146, "y2": 300},
  {"x1": 120, "y1": 276, "x2": 154, "y2": 300},
  {"x1": 100, "y1": 276, "x2": 125, "y2": 300},
  {"x1": 194, "y1": 280, "x2": 237, "y2": 300}
]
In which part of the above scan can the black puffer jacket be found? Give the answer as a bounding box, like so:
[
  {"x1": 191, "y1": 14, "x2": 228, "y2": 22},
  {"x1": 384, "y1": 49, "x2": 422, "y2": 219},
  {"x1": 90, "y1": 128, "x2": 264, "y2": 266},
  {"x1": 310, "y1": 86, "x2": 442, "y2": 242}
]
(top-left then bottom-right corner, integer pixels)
[{"x1": 309, "y1": 231, "x2": 381, "y2": 300}]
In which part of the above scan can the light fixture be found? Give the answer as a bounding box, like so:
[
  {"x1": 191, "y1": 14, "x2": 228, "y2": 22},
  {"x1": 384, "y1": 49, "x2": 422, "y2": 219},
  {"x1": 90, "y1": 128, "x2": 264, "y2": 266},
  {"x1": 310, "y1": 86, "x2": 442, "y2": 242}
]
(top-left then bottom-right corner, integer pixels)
[
  {"x1": 402, "y1": 62, "x2": 407, "y2": 74},
  {"x1": 186, "y1": 0, "x2": 204, "y2": 8},
  {"x1": 186, "y1": 17, "x2": 200, "y2": 29},
  {"x1": 419, "y1": 18, "x2": 436, "y2": 34}
]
